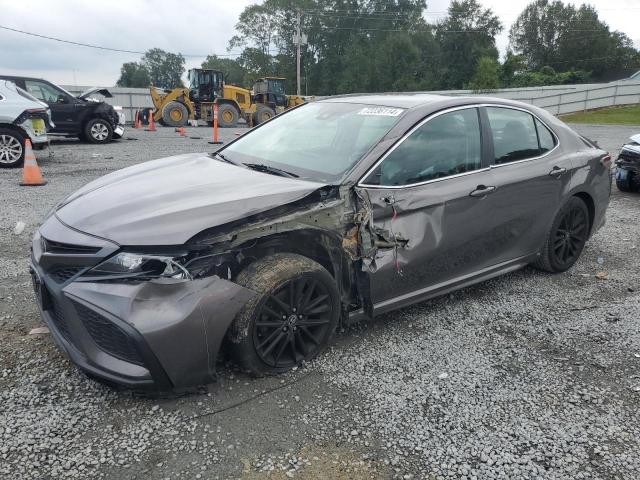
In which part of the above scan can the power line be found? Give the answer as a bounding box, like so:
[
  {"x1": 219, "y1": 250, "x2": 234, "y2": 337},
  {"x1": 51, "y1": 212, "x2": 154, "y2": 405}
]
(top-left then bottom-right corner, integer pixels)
[
  {"x1": 0, "y1": 25, "x2": 243, "y2": 58},
  {"x1": 302, "y1": 6, "x2": 640, "y2": 15}
]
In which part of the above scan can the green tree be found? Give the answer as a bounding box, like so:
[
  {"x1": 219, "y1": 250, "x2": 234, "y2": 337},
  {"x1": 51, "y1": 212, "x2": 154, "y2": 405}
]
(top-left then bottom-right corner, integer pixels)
[
  {"x1": 436, "y1": 0, "x2": 503, "y2": 89},
  {"x1": 467, "y1": 56, "x2": 501, "y2": 92},
  {"x1": 501, "y1": 51, "x2": 526, "y2": 86},
  {"x1": 508, "y1": 0, "x2": 573, "y2": 71},
  {"x1": 140, "y1": 48, "x2": 185, "y2": 89},
  {"x1": 116, "y1": 62, "x2": 150, "y2": 88},
  {"x1": 201, "y1": 55, "x2": 246, "y2": 86},
  {"x1": 509, "y1": 0, "x2": 640, "y2": 81}
]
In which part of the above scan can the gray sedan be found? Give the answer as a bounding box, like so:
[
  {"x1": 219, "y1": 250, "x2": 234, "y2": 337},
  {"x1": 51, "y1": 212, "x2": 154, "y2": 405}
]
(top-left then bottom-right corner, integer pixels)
[{"x1": 29, "y1": 94, "x2": 611, "y2": 391}]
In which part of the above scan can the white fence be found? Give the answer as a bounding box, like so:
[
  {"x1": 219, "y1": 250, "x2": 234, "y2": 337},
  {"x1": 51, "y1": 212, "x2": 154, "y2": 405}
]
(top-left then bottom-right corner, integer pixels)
[
  {"x1": 63, "y1": 79, "x2": 640, "y2": 123},
  {"x1": 429, "y1": 80, "x2": 640, "y2": 115}
]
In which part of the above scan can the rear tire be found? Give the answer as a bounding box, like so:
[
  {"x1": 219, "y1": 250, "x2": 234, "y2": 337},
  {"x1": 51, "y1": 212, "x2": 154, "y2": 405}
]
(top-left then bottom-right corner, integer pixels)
[
  {"x1": 84, "y1": 118, "x2": 113, "y2": 144},
  {"x1": 0, "y1": 128, "x2": 25, "y2": 168},
  {"x1": 252, "y1": 104, "x2": 275, "y2": 125},
  {"x1": 216, "y1": 104, "x2": 239, "y2": 128},
  {"x1": 161, "y1": 101, "x2": 188, "y2": 127},
  {"x1": 227, "y1": 253, "x2": 340, "y2": 375},
  {"x1": 533, "y1": 196, "x2": 590, "y2": 273}
]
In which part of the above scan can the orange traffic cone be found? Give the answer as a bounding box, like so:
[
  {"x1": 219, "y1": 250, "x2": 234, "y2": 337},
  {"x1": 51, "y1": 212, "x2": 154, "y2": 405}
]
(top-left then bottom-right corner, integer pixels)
[
  {"x1": 20, "y1": 139, "x2": 46, "y2": 186},
  {"x1": 133, "y1": 111, "x2": 140, "y2": 129},
  {"x1": 146, "y1": 110, "x2": 157, "y2": 132}
]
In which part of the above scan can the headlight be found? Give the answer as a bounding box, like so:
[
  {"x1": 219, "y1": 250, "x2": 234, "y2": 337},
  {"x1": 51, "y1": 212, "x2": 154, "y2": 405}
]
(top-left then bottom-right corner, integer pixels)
[{"x1": 88, "y1": 252, "x2": 191, "y2": 280}]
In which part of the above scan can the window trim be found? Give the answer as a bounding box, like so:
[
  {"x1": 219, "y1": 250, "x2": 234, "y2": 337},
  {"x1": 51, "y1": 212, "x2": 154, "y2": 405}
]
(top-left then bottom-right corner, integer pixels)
[
  {"x1": 482, "y1": 105, "x2": 560, "y2": 169},
  {"x1": 358, "y1": 103, "x2": 560, "y2": 189},
  {"x1": 358, "y1": 105, "x2": 487, "y2": 189}
]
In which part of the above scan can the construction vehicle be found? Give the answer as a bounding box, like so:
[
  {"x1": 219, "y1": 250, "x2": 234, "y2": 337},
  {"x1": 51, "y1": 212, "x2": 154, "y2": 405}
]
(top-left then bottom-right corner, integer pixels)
[
  {"x1": 252, "y1": 77, "x2": 307, "y2": 123},
  {"x1": 150, "y1": 69, "x2": 254, "y2": 128},
  {"x1": 149, "y1": 69, "x2": 307, "y2": 128}
]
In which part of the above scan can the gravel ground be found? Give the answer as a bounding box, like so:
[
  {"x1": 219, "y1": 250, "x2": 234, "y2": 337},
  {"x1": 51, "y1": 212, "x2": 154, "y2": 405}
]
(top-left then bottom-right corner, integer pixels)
[{"x1": 0, "y1": 123, "x2": 639, "y2": 480}]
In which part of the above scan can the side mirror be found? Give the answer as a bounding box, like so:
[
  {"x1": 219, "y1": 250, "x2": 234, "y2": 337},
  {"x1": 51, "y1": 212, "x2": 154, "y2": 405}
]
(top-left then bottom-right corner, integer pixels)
[{"x1": 57, "y1": 95, "x2": 68, "y2": 104}]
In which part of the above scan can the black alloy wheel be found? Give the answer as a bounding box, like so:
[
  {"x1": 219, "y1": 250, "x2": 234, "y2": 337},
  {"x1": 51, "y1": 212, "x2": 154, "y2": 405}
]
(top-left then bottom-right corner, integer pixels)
[
  {"x1": 253, "y1": 275, "x2": 333, "y2": 368},
  {"x1": 534, "y1": 196, "x2": 590, "y2": 272},
  {"x1": 228, "y1": 253, "x2": 340, "y2": 375}
]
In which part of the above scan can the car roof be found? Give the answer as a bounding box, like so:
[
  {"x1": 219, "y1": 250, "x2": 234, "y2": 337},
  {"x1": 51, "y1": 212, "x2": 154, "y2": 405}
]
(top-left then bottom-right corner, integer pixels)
[
  {"x1": 318, "y1": 93, "x2": 453, "y2": 109},
  {"x1": 0, "y1": 74, "x2": 48, "y2": 83}
]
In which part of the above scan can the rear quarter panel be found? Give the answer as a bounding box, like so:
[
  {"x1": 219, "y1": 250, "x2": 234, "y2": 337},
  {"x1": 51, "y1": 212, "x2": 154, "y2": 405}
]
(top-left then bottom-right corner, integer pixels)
[
  {"x1": 531, "y1": 108, "x2": 611, "y2": 236},
  {"x1": 570, "y1": 147, "x2": 611, "y2": 235}
]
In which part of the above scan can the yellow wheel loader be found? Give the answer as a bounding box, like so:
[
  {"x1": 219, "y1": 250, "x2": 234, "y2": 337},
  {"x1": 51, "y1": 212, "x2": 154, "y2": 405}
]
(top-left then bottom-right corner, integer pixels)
[
  {"x1": 150, "y1": 69, "x2": 255, "y2": 128},
  {"x1": 149, "y1": 69, "x2": 309, "y2": 128},
  {"x1": 251, "y1": 77, "x2": 308, "y2": 124}
]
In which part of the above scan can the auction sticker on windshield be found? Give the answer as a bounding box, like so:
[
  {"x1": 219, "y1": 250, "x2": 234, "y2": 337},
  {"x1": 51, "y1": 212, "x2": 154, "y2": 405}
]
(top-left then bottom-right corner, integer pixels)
[{"x1": 358, "y1": 107, "x2": 404, "y2": 116}]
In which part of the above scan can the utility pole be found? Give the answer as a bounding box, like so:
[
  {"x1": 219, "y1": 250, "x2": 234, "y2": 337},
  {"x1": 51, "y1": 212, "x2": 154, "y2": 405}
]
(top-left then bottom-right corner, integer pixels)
[{"x1": 296, "y1": 10, "x2": 301, "y2": 96}]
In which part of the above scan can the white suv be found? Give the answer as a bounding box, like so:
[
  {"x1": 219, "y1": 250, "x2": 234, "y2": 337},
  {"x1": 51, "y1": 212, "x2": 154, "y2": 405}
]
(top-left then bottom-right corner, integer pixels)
[{"x1": 0, "y1": 80, "x2": 53, "y2": 168}]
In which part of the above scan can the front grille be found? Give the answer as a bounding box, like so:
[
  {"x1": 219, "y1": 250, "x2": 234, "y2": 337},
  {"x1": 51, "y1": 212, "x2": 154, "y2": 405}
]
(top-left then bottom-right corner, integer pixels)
[
  {"x1": 73, "y1": 301, "x2": 144, "y2": 366},
  {"x1": 50, "y1": 297, "x2": 73, "y2": 343},
  {"x1": 42, "y1": 238, "x2": 101, "y2": 255},
  {"x1": 50, "y1": 267, "x2": 84, "y2": 283}
]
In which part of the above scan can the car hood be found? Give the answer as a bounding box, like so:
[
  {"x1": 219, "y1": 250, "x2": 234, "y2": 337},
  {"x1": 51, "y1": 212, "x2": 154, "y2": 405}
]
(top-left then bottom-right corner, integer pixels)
[
  {"x1": 78, "y1": 87, "x2": 113, "y2": 100},
  {"x1": 54, "y1": 153, "x2": 327, "y2": 245}
]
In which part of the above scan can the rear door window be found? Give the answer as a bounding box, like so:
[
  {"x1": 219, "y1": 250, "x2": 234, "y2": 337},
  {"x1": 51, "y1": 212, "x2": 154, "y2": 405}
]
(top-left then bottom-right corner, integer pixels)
[
  {"x1": 364, "y1": 107, "x2": 482, "y2": 186},
  {"x1": 486, "y1": 107, "x2": 551, "y2": 164}
]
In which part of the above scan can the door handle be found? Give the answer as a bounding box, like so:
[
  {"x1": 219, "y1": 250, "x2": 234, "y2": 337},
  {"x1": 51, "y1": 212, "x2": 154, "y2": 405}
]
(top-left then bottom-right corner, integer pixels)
[
  {"x1": 469, "y1": 185, "x2": 497, "y2": 197},
  {"x1": 549, "y1": 166, "x2": 567, "y2": 178}
]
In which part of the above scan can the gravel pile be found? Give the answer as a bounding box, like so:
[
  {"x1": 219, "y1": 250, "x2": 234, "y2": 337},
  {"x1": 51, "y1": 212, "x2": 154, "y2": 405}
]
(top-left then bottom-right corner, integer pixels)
[{"x1": 0, "y1": 124, "x2": 638, "y2": 479}]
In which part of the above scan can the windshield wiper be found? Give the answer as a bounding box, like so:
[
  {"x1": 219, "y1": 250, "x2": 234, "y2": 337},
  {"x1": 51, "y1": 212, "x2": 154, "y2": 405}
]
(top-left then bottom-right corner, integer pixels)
[
  {"x1": 243, "y1": 163, "x2": 299, "y2": 178},
  {"x1": 210, "y1": 151, "x2": 238, "y2": 165}
]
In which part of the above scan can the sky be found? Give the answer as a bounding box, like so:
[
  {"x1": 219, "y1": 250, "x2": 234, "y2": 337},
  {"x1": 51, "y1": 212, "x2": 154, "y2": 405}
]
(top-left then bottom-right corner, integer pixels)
[{"x1": 0, "y1": 0, "x2": 638, "y2": 88}]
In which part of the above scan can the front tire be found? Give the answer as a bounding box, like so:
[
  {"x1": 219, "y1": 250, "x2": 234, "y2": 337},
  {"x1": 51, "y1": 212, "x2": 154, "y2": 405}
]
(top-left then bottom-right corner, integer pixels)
[
  {"x1": 161, "y1": 101, "x2": 188, "y2": 127},
  {"x1": 228, "y1": 254, "x2": 340, "y2": 375},
  {"x1": 252, "y1": 104, "x2": 275, "y2": 125},
  {"x1": 533, "y1": 196, "x2": 590, "y2": 272},
  {"x1": 217, "y1": 104, "x2": 239, "y2": 128},
  {"x1": 0, "y1": 128, "x2": 26, "y2": 168},
  {"x1": 84, "y1": 118, "x2": 113, "y2": 144},
  {"x1": 615, "y1": 168, "x2": 635, "y2": 192}
]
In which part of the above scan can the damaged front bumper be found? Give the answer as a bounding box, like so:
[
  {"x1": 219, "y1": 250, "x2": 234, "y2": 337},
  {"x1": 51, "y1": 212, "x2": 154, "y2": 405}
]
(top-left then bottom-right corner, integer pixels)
[{"x1": 30, "y1": 216, "x2": 255, "y2": 391}]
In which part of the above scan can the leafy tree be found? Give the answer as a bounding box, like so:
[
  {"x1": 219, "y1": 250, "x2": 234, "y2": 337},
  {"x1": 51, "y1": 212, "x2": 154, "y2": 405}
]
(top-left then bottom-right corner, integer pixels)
[
  {"x1": 116, "y1": 62, "x2": 150, "y2": 88},
  {"x1": 436, "y1": 0, "x2": 503, "y2": 89},
  {"x1": 201, "y1": 55, "x2": 246, "y2": 85},
  {"x1": 508, "y1": 0, "x2": 573, "y2": 71},
  {"x1": 500, "y1": 51, "x2": 526, "y2": 86},
  {"x1": 229, "y1": 4, "x2": 277, "y2": 54},
  {"x1": 508, "y1": 67, "x2": 591, "y2": 87},
  {"x1": 509, "y1": 0, "x2": 640, "y2": 81},
  {"x1": 238, "y1": 47, "x2": 276, "y2": 84},
  {"x1": 467, "y1": 56, "x2": 501, "y2": 92},
  {"x1": 140, "y1": 48, "x2": 185, "y2": 89}
]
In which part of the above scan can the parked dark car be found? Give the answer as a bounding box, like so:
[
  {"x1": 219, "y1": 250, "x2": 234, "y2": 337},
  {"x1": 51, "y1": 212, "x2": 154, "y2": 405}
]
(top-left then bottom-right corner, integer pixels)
[
  {"x1": 29, "y1": 94, "x2": 611, "y2": 391},
  {"x1": 615, "y1": 134, "x2": 640, "y2": 192},
  {"x1": 0, "y1": 75, "x2": 125, "y2": 144}
]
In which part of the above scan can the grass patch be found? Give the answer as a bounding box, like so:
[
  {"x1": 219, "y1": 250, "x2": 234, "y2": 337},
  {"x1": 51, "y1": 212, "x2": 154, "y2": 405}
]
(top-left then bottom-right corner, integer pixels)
[{"x1": 560, "y1": 104, "x2": 640, "y2": 125}]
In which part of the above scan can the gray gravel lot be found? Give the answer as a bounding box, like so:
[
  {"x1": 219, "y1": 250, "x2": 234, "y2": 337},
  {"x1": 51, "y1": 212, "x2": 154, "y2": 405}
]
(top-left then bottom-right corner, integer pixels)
[{"x1": 0, "y1": 123, "x2": 639, "y2": 479}]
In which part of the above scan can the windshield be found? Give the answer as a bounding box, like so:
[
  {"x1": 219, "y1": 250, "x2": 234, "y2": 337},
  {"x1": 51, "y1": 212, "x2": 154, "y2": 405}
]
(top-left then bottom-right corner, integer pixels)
[
  {"x1": 269, "y1": 80, "x2": 285, "y2": 94},
  {"x1": 223, "y1": 102, "x2": 404, "y2": 182}
]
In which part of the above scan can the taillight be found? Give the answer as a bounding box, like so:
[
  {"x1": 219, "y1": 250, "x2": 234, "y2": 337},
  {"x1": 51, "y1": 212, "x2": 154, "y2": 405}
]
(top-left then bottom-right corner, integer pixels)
[
  {"x1": 26, "y1": 108, "x2": 47, "y2": 114},
  {"x1": 600, "y1": 154, "x2": 612, "y2": 168}
]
